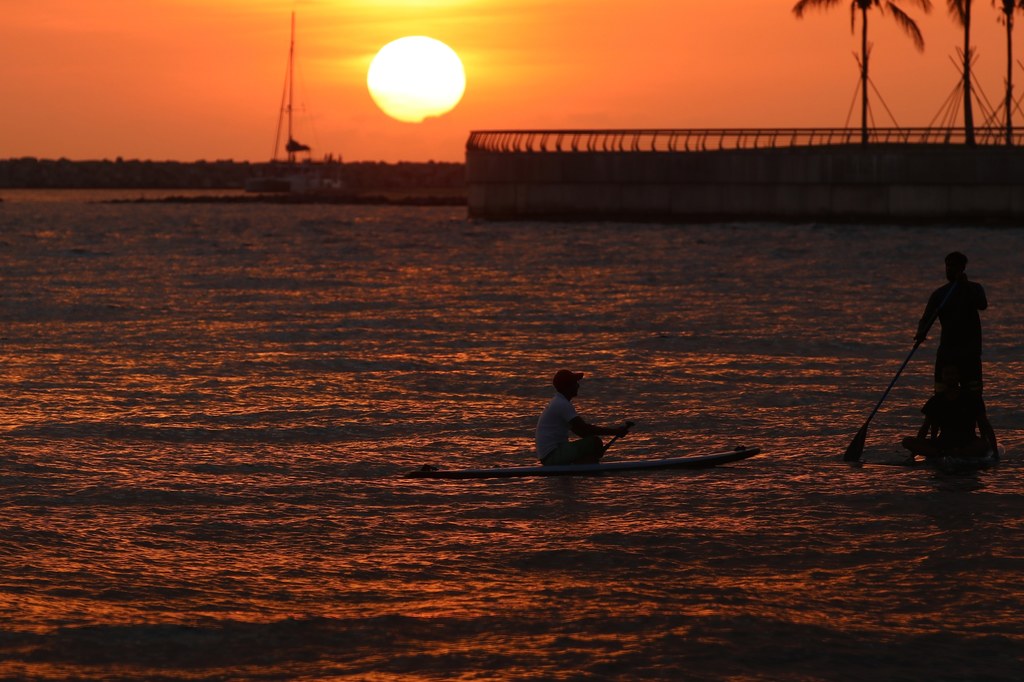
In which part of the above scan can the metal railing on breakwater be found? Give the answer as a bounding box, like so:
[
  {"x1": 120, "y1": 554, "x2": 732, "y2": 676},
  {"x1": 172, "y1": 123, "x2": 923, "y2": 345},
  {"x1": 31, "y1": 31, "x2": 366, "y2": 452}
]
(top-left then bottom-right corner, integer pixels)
[{"x1": 466, "y1": 127, "x2": 1024, "y2": 153}]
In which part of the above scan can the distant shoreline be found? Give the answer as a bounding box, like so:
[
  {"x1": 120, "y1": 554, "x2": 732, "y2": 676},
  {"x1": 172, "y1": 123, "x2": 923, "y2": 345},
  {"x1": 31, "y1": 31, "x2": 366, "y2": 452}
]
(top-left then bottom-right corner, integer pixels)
[
  {"x1": 0, "y1": 159, "x2": 467, "y2": 200},
  {"x1": 105, "y1": 192, "x2": 466, "y2": 206}
]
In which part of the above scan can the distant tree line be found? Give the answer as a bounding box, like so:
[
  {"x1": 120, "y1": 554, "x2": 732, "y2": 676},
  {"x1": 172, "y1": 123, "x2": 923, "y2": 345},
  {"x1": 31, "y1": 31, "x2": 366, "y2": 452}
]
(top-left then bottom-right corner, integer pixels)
[
  {"x1": 0, "y1": 157, "x2": 466, "y2": 191},
  {"x1": 793, "y1": 0, "x2": 1024, "y2": 145}
]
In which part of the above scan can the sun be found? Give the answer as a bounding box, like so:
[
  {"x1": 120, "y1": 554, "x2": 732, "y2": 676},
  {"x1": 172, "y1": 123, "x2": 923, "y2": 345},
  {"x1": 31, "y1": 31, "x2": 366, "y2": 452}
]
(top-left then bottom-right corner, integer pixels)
[{"x1": 367, "y1": 36, "x2": 466, "y2": 123}]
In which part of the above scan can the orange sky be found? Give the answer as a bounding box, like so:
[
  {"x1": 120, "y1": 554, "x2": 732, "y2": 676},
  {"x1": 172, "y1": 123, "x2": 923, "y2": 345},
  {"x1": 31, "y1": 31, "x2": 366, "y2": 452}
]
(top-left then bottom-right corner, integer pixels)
[{"x1": 1, "y1": 0, "x2": 1016, "y2": 163}]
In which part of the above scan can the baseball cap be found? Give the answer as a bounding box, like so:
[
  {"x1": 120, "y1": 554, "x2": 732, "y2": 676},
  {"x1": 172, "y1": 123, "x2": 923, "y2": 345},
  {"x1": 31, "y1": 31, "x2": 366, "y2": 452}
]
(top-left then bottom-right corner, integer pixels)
[{"x1": 553, "y1": 370, "x2": 584, "y2": 389}]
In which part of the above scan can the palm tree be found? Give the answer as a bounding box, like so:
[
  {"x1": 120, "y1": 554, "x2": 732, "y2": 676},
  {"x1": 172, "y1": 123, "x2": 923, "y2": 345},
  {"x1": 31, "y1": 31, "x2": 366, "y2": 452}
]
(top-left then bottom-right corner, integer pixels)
[
  {"x1": 793, "y1": 0, "x2": 933, "y2": 144},
  {"x1": 996, "y1": 0, "x2": 1024, "y2": 144},
  {"x1": 948, "y1": 1, "x2": 976, "y2": 144}
]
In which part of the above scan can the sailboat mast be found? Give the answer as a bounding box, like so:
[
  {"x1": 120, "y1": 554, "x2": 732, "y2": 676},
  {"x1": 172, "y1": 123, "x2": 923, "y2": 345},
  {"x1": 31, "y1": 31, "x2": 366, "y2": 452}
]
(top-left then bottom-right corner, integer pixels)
[
  {"x1": 286, "y1": 11, "x2": 296, "y2": 163},
  {"x1": 270, "y1": 11, "x2": 311, "y2": 164}
]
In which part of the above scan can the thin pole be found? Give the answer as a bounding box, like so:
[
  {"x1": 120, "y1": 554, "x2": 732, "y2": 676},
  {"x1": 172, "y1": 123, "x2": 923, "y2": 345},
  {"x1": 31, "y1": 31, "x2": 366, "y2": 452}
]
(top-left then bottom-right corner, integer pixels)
[
  {"x1": 861, "y1": 7, "x2": 869, "y2": 145},
  {"x1": 1008, "y1": 8, "x2": 1015, "y2": 146},
  {"x1": 287, "y1": 12, "x2": 296, "y2": 163},
  {"x1": 963, "y1": 0, "x2": 976, "y2": 145}
]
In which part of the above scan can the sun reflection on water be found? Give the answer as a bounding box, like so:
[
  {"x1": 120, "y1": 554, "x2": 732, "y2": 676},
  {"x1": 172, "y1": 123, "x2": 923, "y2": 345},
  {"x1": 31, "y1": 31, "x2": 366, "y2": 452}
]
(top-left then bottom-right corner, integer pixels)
[{"x1": 1, "y1": 205, "x2": 1022, "y2": 678}]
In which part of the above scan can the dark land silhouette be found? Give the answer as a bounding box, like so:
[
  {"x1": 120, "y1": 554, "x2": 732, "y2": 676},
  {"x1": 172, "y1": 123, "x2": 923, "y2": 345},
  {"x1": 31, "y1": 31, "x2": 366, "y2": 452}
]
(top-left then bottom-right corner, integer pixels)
[{"x1": 0, "y1": 158, "x2": 466, "y2": 204}]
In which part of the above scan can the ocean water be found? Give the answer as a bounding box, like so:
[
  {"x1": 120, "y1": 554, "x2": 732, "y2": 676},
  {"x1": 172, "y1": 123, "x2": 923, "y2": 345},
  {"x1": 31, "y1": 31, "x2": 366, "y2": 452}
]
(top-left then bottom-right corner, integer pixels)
[{"x1": 1, "y1": 195, "x2": 1022, "y2": 680}]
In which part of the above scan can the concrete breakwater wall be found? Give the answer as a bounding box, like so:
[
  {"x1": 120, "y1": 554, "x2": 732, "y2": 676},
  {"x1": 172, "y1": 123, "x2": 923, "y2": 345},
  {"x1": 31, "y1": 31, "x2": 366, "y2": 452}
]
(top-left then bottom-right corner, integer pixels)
[{"x1": 466, "y1": 144, "x2": 1024, "y2": 222}]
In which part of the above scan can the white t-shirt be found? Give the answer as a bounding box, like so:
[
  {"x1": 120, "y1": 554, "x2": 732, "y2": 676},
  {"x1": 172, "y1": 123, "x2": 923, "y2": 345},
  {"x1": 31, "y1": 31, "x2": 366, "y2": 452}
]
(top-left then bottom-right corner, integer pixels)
[{"x1": 535, "y1": 393, "x2": 578, "y2": 459}]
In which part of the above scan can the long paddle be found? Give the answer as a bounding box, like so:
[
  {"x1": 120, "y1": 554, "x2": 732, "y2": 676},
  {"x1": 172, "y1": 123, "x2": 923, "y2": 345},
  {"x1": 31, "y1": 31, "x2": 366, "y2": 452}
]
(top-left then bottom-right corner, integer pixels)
[
  {"x1": 602, "y1": 421, "x2": 635, "y2": 454},
  {"x1": 843, "y1": 282, "x2": 958, "y2": 462}
]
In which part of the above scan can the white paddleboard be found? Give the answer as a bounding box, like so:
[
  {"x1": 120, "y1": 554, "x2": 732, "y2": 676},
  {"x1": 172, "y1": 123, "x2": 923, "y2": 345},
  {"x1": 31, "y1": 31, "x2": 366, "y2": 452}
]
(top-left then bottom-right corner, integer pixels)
[{"x1": 405, "y1": 445, "x2": 760, "y2": 479}]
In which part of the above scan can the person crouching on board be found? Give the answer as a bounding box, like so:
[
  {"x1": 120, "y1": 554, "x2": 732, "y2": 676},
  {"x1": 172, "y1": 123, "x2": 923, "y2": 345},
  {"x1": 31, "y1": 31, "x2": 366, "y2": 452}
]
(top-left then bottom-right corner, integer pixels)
[
  {"x1": 535, "y1": 370, "x2": 633, "y2": 465},
  {"x1": 901, "y1": 365, "x2": 998, "y2": 461}
]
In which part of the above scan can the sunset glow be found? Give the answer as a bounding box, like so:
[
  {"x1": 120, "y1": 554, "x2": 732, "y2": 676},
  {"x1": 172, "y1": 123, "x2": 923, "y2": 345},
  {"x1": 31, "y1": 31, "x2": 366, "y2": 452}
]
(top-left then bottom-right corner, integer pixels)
[{"x1": 0, "y1": 0, "x2": 1015, "y2": 162}]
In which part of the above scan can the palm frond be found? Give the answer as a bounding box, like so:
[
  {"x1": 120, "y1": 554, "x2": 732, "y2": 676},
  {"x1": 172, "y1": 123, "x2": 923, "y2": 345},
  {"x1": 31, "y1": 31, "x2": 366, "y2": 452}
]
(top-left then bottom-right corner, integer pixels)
[
  {"x1": 990, "y1": 0, "x2": 1022, "y2": 26},
  {"x1": 902, "y1": 0, "x2": 934, "y2": 11},
  {"x1": 993, "y1": 0, "x2": 1012, "y2": 23},
  {"x1": 946, "y1": 0, "x2": 970, "y2": 23},
  {"x1": 792, "y1": 0, "x2": 847, "y2": 18},
  {"x1": 993, "y1": 0, "x2": 1024, "y2": 13},
  {"x1": 888, "y1": 4, "x2": 928, "y2": 50}
]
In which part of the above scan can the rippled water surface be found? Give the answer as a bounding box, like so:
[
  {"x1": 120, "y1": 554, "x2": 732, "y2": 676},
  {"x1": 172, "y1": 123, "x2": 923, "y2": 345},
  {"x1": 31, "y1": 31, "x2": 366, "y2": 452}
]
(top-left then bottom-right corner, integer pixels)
[{"x1": 2, "y1": 198, "x2": 1023, "y2": 680}]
